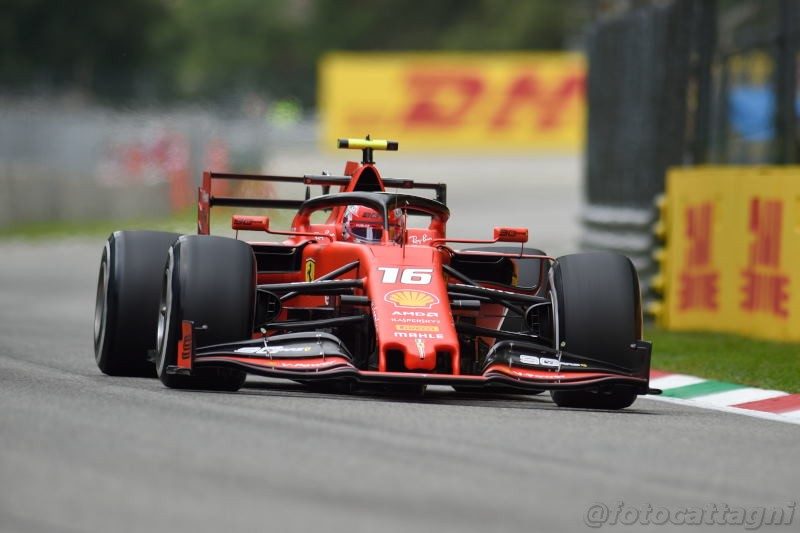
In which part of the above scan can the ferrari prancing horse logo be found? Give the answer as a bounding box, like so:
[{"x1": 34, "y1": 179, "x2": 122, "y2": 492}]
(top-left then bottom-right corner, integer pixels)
[{"x1": 305, "y1": 259, "x2": 315, "y2": 282}]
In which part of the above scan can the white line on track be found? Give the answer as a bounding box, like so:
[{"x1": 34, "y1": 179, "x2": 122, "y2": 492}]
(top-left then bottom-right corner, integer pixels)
[
  {"x1": 648, "y1": 374, "x2": 705, "y2": 390},
  {"x1": 689, "y1": 387, "x2": 787, "y2": 407}
]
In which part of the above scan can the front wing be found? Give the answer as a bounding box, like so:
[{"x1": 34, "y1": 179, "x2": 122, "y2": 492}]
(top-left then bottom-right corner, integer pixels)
[{"x1": 169, "y1": 321, "x2": 656, "y2": 394}]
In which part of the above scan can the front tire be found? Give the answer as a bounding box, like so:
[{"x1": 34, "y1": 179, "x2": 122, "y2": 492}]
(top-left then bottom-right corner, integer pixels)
[
  {"x1": 94, "y1": 231, "x2": 181, "y2": 376},
  {"x1": 549, "y1": 252, "x2": 642, "y2": 410},
  {"x1": 156, "y1": 235, "x2": 255, "y2": 391}
]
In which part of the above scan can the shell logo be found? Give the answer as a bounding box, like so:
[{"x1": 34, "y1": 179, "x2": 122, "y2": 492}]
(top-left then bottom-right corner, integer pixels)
[{"x1": 384, "y1": 290, "x2": 440, "y2": 309}]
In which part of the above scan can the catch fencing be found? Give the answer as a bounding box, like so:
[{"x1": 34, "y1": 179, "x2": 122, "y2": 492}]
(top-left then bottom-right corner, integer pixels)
[
  {"x1": 582, "y1": 0, "x2": 712, "y2": 279},
  {"x1": 583, "y1": 0, "x2": 799, "y2": 310}
]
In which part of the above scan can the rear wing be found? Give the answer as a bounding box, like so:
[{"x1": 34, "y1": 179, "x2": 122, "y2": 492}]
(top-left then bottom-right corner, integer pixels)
[{"x1": 197, "y1": 171, "x2": 447, "y2": 235}]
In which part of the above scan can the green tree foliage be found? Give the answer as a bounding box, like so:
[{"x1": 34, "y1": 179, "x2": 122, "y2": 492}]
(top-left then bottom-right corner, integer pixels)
[
  {"x1": 0, "y1": 0, "x2": 166, "y2": 99},
  {"x1": 309, "y1": 0, "x2": 577, "y2": 51},
  {"x1": 156, "y1": 0, "x2": 309, "y2": 101},
  {"x1": 0, "y1": 0, "x2": 585, "y2": 106}
]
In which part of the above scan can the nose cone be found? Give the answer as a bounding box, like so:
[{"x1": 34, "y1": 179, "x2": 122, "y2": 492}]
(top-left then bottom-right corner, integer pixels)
[{"x1": 366, "y1": 247, "x2": 459, "y2": 373}]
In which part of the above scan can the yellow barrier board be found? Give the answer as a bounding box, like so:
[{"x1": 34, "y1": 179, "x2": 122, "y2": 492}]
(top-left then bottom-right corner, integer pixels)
[
  {"x1": 319, "y1": 53, "x2": 585, "y2": 151},
  {"x1": 664, "y1": 166, "x2": 800, "y2": 341}
]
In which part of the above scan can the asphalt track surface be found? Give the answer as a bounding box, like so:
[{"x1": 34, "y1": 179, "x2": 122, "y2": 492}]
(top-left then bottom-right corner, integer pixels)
[{"x1": 2, "y1": 240, "x2": 799, "y2": 533}]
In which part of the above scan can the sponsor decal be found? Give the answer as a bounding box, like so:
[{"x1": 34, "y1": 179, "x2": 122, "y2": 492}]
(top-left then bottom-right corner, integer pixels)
[
  {"x1": 518, "y1": 354, "x2": 586, "y2": 368},
  {"x1": 235, "y1": 346, "x2": 312, "y2": 355},
  {"x1": 409, "y1": 234, "x2": 432, "y2": 245},
  {"x1": 390, "y1": 311, "x2": 440, "y2": 325},
  {"x1": 385, "y1": 289, "x2": 440, "y2": 309},
  {"x1": 496, "y1": 228, "x2": 527, "y2": 241},
  {"x1": 304, "y1": 258, "x2": 316, "y2": 282},
  {"x1": 519, "y1": 354, "x2": 557, "y2": 367},
  {"x1": 321, "y1": 53, "x2": 586, "y2": 151},
  {"x1": 273, "y1": 361, "x2": 336, "y2": 368},
  {"x1": 740, "y1": 197, "x2": 789, "y2": 317},
  {"x1": 396, "y1": 325, "x2": 440, "y2": 332},
  {"x1": 392, "y1": 311, "x2": 438, "y2": 317},
  {"x1": 678, "y1": 202, "x2": 719, "y2": 311},
  {"x1": 393, "y1": 332, "x2": 445, "y2": 340},
  {"x1": 179, "y1": 321, "x2": 193, "y2": 360},
  {"x1": 180, "y1": 336, "x2": 192, "y2": 360},
  {"x1": 510, "y1": 370, "x2": 570, "y2": 380},
  {"x1": 391, "y1": 317, "x2": 440, "y2": 325}
]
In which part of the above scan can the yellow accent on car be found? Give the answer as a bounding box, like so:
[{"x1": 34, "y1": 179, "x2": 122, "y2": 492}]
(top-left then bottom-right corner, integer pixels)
[
  {"x1": 338, "y1": 138, "x2": 398, "y2": 151},
  {"x1": 304, "y1": 259, "x2": 315, "y2": 282},
  {"x1": 386, "y1": 290, "x2": 437, "y2": 308}
]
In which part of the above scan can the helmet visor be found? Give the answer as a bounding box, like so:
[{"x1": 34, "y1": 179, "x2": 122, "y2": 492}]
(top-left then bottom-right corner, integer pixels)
[{"x1": 350, "y1": 225, "x2": 383, "y2": 242}]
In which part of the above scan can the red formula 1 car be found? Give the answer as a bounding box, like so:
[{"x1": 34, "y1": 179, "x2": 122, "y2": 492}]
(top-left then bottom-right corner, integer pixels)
[{"x1": 94, "y1": 138, "x2": 656, "y2": 409}]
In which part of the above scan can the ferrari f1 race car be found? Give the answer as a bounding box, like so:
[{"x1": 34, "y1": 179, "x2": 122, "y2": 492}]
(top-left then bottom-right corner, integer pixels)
[{"x1": 94, "y1": 137, "x2": 657, "y2": 409}]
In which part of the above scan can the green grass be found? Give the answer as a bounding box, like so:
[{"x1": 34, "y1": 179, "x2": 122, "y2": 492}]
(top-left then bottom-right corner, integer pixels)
[{"x1": 645, "y1": 326, "x2": 800, "y2": 393}]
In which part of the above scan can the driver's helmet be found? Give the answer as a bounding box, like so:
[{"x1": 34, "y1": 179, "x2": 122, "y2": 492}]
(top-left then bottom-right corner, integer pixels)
[{"x1": 343, "y1": 205, "x2": 404, "y2": 243}]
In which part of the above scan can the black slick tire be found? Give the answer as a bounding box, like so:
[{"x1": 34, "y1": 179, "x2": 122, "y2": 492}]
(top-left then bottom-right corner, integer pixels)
[
  {"x1": 549, "y1": 251, "x2": 642, "y2": 410},
  {"x1": 94, "y1": 230, "x2": 181, "y2": 376},
  {"x1": 156, "y1": 235, "x2": 255, "y2": 391}
]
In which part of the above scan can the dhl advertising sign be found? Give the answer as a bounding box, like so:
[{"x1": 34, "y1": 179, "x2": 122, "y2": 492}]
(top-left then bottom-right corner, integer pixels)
[
  {"x1": 664, "y1": 166, "x2": 800, "y2": 341},
  {"x1": 319, "y1": 53, "x2": 585, "y2": 151}
]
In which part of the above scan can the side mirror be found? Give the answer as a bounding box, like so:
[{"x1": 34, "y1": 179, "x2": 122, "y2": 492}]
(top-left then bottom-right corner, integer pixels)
[
  {"x1": 232, "y1": 215, "x2": 270, "y2": 232},
  {"x1": 493, "y1": 227, "x2": 528, "y2": 243}
]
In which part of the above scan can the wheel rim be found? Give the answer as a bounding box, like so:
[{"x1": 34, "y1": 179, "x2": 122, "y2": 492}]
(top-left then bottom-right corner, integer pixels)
[
  {"x1": 93, "y1": 246, "x2": 110, "y2": 360},
  {"x1": 548, "y1": 267, "x2": 560, "y2": 352},
  {"x1": 156, "y1": 249, "x2": 174, "y2": 376}
]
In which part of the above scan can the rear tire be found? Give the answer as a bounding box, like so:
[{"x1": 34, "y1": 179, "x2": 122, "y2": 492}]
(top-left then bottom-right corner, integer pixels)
[
  {"x1": 549, "y1": 252, "x2": 641, "y2": 410},
  {"x1": 156, "y1": 235, "x2": 255, "y2": 391},
  {"x1": 94, "y1": 231, "x2": 181, "y2": 376}
]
